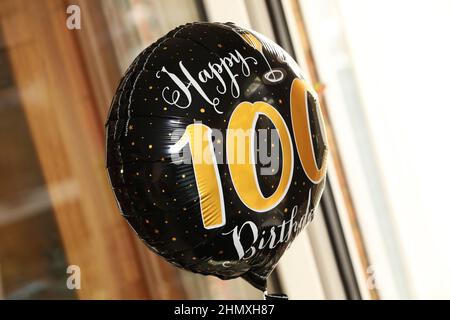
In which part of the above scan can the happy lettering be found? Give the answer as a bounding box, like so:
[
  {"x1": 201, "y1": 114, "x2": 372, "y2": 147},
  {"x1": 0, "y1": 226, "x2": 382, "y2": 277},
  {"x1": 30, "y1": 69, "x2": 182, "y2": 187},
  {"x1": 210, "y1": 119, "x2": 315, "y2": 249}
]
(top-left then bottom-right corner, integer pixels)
[{"x1": 156, "y1": 49, "x2": 258, "y2": 114}]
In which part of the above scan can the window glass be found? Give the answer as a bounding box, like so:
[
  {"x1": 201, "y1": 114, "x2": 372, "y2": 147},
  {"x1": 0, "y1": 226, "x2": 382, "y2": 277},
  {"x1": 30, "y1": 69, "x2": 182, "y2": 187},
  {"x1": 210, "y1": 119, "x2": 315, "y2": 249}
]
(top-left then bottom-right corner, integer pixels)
[
  {"x1": 0, "y1": 30, "x2": 74, "y2": 300},
  {"x1": 301, "y1": 0, "x2": 450, "y2": 299}
]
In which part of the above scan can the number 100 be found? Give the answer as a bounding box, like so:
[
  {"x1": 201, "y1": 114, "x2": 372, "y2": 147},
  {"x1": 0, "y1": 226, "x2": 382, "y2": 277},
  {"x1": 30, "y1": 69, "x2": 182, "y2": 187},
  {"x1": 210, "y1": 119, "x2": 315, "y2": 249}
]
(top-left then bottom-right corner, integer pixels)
[{"x1": 173, "y1": 78, "x2": 328, "y2": 230}]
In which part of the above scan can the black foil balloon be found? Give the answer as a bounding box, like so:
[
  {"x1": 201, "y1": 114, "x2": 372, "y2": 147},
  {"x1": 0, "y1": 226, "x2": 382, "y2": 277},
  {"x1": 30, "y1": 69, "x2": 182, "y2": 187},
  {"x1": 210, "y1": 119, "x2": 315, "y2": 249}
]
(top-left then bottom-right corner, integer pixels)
[{"x1": 106, "y1": 22, "x2": 328, "y2": 292}]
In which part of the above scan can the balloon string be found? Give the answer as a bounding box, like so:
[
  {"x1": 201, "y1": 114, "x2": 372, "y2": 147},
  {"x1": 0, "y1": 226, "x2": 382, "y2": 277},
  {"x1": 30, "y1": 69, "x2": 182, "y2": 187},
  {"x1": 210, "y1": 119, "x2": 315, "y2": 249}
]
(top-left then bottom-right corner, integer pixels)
[{"x1": 263, "y1": 291, "x2": 289, "y2": 300}]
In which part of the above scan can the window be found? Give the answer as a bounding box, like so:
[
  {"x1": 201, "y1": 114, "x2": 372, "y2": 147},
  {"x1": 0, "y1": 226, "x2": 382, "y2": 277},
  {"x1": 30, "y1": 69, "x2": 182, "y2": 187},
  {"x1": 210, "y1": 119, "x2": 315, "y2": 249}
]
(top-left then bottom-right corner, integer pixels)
[
  {"x1": 2, "y1": 0, "x2": 446, "y2": 300},
  {"x1": 297, "y1": 0, "x2": 450, "y2": 299}
]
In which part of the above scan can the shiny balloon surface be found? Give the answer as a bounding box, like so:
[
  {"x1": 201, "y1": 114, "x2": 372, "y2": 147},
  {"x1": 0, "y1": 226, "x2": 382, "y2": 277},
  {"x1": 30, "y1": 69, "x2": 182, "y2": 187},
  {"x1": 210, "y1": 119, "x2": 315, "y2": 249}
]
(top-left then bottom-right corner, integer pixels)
[{"x1": 106, "y1": 22, "x2": 328, "y2": 291}]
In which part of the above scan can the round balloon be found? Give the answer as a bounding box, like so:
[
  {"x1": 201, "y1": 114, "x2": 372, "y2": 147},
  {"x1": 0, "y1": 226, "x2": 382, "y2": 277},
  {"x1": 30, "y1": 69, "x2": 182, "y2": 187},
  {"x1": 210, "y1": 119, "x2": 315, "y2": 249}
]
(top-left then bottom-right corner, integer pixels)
[{"x1": 106, "y1": 22, "x2": 328, "y2": 291}]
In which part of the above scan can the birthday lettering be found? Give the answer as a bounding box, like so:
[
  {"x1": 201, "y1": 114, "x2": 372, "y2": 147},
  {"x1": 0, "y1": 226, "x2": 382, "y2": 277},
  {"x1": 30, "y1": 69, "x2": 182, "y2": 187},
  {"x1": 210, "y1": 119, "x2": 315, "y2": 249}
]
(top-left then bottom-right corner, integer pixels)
[
  {"x1": 156, "y1": 50, "x2": 257, "y2": 114},
  {"x1": 222, "y1": 190, "x2": 315, "y2": 260}
]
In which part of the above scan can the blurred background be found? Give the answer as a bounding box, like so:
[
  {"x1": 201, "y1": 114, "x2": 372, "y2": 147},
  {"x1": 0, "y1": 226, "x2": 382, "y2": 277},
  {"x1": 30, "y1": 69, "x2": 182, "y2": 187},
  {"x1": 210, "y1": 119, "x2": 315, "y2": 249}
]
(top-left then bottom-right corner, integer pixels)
[{"x1": 1, "y1": 0, "x2": 449, "y2": 299}]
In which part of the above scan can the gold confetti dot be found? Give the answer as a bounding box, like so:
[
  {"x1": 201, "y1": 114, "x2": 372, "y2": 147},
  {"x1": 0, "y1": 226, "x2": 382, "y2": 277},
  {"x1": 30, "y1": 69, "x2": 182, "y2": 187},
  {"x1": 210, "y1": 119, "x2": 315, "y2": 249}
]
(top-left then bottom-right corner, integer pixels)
[
  {"x1": 284, "y1": 208, "x2": 288, "y2": 213},
  {"x1": 200, "y1": 108, "x2": 205, "y2": 113},
  {"x1": 131, "y1": 141, "x2": 135, "y2": 146},
  {"x1": 192, "y1": 257, "x2": 197, "y2": 261},
  {"x1": 217, "y1": 43, "x2": 223, "y2": 48},
  {"x1": 148, "y1": 144, "x2": 153, "y2": 149},
  {"x1": 163, "y1": 46, "x2": 168, "y2": 50},
  {"x1": 171, "y1": 237, "x2": 177, "y2": 241},
  {"x1": 149, "y1": 86, "x2": 153, "y2": 90},
  {"x1": 278, "y1": 99, "x2": 283, "y2": 104},
  {"x1": 136, "y1": 172, "x2": 140, "y2": 176},
  {"x1": 145, "y1": 219, "x2": 150, "y2": 224},
  {"x1": 154, "y1": 229, "x2": 160, "y2": 234},
  {"x1": 165, "y1": 220, "x2": 169, "y2": 224},
  {"x1": 183, "y1": 207, "x2": 187, "y2": 211},
  {"x1": 120, "y1": 169, "x2": 124, "y2": 174},
  {"x1": 182, "y1": 174, "x2": 186, "y2": 178},
  {"x1": 216, "y1": 139, "x2": 221, "y2": 144},
  {"x1": 163, "y1": 107, "x2": 167, "y2": 111},
  {"x1": 128, "y1": 125, "x2": 134, "y2": 130},
  {"x1": 218, "y1": 250, "x2": 223, "y2": 255}
]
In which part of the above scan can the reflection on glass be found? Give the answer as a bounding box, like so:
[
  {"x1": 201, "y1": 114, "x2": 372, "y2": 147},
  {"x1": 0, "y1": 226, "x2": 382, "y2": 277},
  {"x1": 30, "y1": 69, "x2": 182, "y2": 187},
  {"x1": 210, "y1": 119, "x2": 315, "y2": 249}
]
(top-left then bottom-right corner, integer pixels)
[{"x1": 0, "y1": 30, "x2": 74, "y2": 300}]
